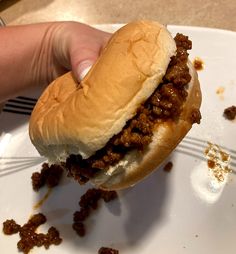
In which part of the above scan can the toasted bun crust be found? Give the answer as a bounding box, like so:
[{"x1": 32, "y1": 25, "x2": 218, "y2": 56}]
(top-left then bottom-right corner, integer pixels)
[
  {"x1": 92, "y1": 62, "x2": 201, "y2": 190},
  {"x1": 29, "y1": 20, "x2": 176, "y2": 162}
]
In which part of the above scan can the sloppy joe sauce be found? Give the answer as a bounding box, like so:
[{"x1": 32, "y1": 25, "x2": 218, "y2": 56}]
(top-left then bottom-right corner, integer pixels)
[
  {"x1": 65, "y1": 34, "x2": 201, "y2": 184},
  {"x1": 205, "y1": 142, "x2": 231, "y2": 182},
  {"x1": 193, "y1": 57, "x2": 204, "y2": 71}
]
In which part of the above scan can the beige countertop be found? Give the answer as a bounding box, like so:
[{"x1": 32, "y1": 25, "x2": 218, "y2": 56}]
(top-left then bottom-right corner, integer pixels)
[{"x1": 0, "y1": 0, "x2": 236, "y2": 31}]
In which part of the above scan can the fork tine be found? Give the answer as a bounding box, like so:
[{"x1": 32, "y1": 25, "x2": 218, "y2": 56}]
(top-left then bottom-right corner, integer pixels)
[
  {"x1": 175, "y1": 147, "x2": 206, "y2": 162},
  {"x1": 17, "y1": 96, "x2": 38, "y2": 102},
  {"x1": 3, "y1": 108, "x2": 32, "y2": 115},
  {"x1": 177, "y1": 142, "x2": 236, "y2": 170},
  {"x1": 5, "y1": 103, "x2": 34, "y2": 111},
  {"x1": 8, "y1": 99, "x2": 36, "y2": 106},
  {"x1": 183, "y1": 136, "x2": 236, "y2": 156},
  {"x1": 3, "y1": 96, "x2": 37, "y2": 115}
]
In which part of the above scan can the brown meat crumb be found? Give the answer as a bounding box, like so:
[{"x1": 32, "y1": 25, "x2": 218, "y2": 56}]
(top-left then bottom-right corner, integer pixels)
[
  {"x1": 73, "y1": 189, "x2": 118, "y2": 237},
  {"x1": 65, "y1": 154, "x2": 99, "y2": 184},
  {"x1": 31, "y1": 163, "x2": 63, "y2": 191},
  {"x1": 72, "y1": 222, "x2": 86, "y2": 237},
  {"x1": 224, "y1": 105, "x2": 236, "y2": 120},
  {"x1": 73, "y1": 208, "x2": 90, "y2": 221},
  {"x1": 45, "y1": 227, "x2": 62, "y2": 247},
  {"x1": 101, "y1": 190, "x2": 118, "y2": 202},
  {"x1": 98, "y1": 247, "x2": 119, "y2": 254},
  {"x1": 2, "y1": 214, "x2": 62, "y2": 254},
  {"x1": 2, "y1": 219, "x2": 20, "y2": 235},
  {"x1": 189, "y1": 108, "x2": 202, "y2": 124},
  {"x1": 79, "y1": 188, "x2": 102, "y2": 210},
  {"x1": 163, "y1": 162, "x2": 173, "y2": 172},
  {"x1": 193, "y1": 57, "x2": 204, "y2": 71}
]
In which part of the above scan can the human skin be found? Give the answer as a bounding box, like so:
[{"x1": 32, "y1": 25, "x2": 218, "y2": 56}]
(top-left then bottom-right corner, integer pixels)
[{"x1": 0, "y1": 21, "x2": 111, "y2": 103}]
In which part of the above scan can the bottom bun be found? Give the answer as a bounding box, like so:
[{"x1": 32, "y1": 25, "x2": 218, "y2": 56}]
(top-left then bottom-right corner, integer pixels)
[{"x1": 91, "y1": 62, "x2": 201, "y2": 190}]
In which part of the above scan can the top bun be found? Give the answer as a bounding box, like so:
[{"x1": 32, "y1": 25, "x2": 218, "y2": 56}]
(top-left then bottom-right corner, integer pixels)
[{"x1": 29, "y1": 20, "x2": 176, "y2": 163}]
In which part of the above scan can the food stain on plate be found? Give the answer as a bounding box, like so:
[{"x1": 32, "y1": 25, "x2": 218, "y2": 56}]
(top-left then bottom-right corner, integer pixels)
[
  {"x1": 33, "y1": 188, "x2": 52, "y2": 210},
  {"x1": 216, "y1": 86, "x2": 225, "y2": 100},
  {"x1": 193, "y1": 57, "x2": 204, "y2": 71},
  {"x1": 191, "y1": 142, "x2": 231, "y2": 204}
]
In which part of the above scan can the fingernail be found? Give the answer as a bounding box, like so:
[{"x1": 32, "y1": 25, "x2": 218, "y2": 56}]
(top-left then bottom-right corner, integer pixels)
[
  {"x1": 77, "y1": 60, "x2": 93, "y2": 81},
  {"x1": 80, "y1": 66, "x2": 92, "y2": 81}
]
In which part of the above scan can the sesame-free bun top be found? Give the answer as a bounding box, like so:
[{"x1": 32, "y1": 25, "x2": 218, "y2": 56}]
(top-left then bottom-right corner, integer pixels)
[{"x1": 29, "y1": 20, "x2": 177, "y2": 163}]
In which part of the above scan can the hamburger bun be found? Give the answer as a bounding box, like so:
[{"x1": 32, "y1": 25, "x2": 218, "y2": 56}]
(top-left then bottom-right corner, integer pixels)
[
  {"x1": 92, "y1": 61, "x2": 201, "y2": 189},
  {"x1": 29, "y1": 20, "x2": 201, "y2": 190}
]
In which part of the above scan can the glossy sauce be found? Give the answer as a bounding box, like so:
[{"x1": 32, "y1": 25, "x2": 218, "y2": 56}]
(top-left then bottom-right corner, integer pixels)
[
  {"x1": 33, "y1": 188, "x2": 52, "y2": 210},
  {"x1": 193, "y1": 57, "x2": 204, "y2": 70}
]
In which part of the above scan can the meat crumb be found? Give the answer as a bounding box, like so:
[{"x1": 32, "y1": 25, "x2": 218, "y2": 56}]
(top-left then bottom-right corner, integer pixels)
[
  {"x1": 31, "y1": 163, "x2": 63, "y2": 191},
  {"x1": 189, "y1": 108, "x2": 201, "y2": 124},
  {"x1": 2, "y1": 219, "x2": 20, "y2": 235},
  {"x1": 72, "y1": 222, "x2": 86, "y2": 237},
  {"x1": 73, "y1": 208, "x2": 90, "y2": 221},
  {"x1": 73, "y1": 189, "x2": 118, "y2": 237},
  {"x1": 163, "y1": 162, "x2": 173, "y2": 172},
  {"x1": 193, "y1": 57, "x2": 204, "y2": 71},
  {"x1": 2, "y1": 213, "x2": 62, "y2": 254},
  {"x1": 224, "y1": 105, "x2": 236, "y2": 120},
  {"x1": 98, "y1": 247, "x2": 119, "y2": 254},
  {"x1": 101, "y1": 190, "x2": 118, "y2": 202}
]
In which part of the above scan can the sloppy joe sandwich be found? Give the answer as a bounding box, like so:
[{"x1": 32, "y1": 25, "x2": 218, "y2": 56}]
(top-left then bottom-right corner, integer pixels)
[{"x1": 29, "y1": 20, "x2": 202, "y2": 190}]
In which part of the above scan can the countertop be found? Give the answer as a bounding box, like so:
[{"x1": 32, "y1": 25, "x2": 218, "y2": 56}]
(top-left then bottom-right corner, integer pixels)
[{"x1": 0, "y1": 0, "x2": 236, "y2": 31}]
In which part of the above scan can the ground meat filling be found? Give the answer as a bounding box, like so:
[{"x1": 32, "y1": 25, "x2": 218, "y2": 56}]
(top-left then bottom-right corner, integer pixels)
[
  {"x1": 3, "y1": 219, "x2": 21, "y2": 235},
  {"x1": 65, "y1": 33, "x2": 200, "y2": 184},
  {"x1": 98, "y1": 247, "x2": 119, "y2": 254},
  {"x1": 2, "y1": 214, "x2": 62, "y2": 254},
  {"x1": 31, "y1": 163, "x2": 64, "y2": 191},
  {"x1": 224, "y1": 105, "x2": 236, "y2": 120},
  {"x1": 73, "y1": 188, "x2": 118, "y2": 237}
]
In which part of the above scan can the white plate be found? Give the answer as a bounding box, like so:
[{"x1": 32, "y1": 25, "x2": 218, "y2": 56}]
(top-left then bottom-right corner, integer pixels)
[{"x1": 1, "y1": 25, "x2": 236, "y2": 254}]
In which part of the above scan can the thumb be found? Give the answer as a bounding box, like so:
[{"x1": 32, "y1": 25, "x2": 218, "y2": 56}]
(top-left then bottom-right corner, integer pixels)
[{"x1": 71, "y1": 47, "x2": 100, "y2": 82}]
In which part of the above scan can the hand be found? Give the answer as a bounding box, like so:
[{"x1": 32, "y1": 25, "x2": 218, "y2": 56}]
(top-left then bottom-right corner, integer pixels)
[
  {"x1": 0, "y1": 21, "x2": 111, "y2": 102},
  {"x1": 52, "y1": 22, "x2": 111, "y2": 81}
]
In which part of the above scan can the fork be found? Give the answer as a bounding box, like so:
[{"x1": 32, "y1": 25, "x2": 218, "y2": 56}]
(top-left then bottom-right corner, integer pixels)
[
  {"x1": 3, "y1": 96, "x2": 37, "y2": 115},
  {"x1": 0, "y1": 136, "x2": 235, "y2": 177},
  {"x1": 178, "y1": 136, "x2": 236, "y2": 171},
  {"x1": 0, "y1": 18, "x2": 38, "y2": 115},
  {"x1": 2, "y1": 97, "x2": 236, "y2": 168},
  {"x1": 0, "y1": 17, "x2": 6, "y2": 112}
]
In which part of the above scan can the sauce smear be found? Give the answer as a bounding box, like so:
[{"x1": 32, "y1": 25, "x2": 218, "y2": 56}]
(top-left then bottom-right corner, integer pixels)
[{"x1": 193, "y1": 57, "x2": 204, "y2": 70}]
